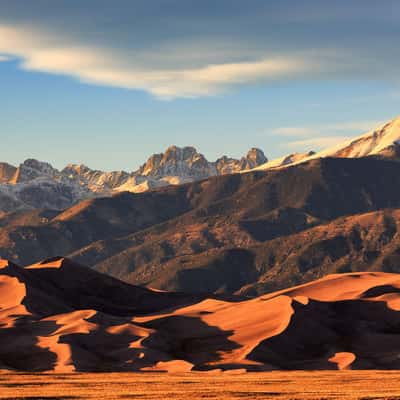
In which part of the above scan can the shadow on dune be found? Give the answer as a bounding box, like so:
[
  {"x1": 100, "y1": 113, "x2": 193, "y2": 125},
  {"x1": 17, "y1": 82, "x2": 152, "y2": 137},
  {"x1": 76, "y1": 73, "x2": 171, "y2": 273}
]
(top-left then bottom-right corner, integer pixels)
[
  {"x1": 59, "y1": 331, "x2": 150, "y2": 372},
  {"x1": 135, "y1": 315, "x2": 240, "y2": 369},
  {"x1": 0, "y1": 259, "x2": 221, "y2": 372},
  {"x1": 54, "y1": 311, "x2": 166, "y2": 372},
  {"x1": 0, "y1": 318, "x2": 58, "y2": 371},
  {"x1": 58, "y1": 313, "x2": 240, "y2": 371},
  {"x1": 359, "y1": 284, "x2": 400, "y2": 298},
  {"x1": 248, "y1": 298, "x2": 400, "y2": 369},
  {"x1": 1, "y1": 258, "x2": 207, "y2": 317}
]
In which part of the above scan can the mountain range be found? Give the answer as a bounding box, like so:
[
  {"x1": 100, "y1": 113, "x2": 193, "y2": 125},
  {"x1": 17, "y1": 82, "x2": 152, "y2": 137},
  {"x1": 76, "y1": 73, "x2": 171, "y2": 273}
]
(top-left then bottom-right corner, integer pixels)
[
  {"x1": 2, "y1": 117, "x2": 400, "y2": 215},
  {"x1": 0, "y1": 147, "x2": 267, "y2": 213},
  {"x1": 0, "y1": 116, "x2": 399, "y2": 293},
  {"x1": 2, "y1": 155, "x2": 400, "y2": 294}
]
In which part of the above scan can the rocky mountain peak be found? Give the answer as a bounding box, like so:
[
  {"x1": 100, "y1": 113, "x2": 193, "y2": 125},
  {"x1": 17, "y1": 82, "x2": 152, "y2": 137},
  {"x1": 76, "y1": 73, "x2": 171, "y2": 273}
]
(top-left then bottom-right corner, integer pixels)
[
  {"x1": 161, "y1": 145, "x2": 204, "y2": 166},
  {"x1": 62, "y1": 164, "x2": 92, "y2": 177},
  {"x1": 242, "y1": 148, "x2": 268, "y2": 169},
  {"x1": 62, "y1": 164, "x2": 130, "y2": 191},
  {"x1": 139, "y1": 145, "x2": 215, "y2": 179},
  {"x1": 12, "y1": 159, "x2": 59, "y2": 184}
]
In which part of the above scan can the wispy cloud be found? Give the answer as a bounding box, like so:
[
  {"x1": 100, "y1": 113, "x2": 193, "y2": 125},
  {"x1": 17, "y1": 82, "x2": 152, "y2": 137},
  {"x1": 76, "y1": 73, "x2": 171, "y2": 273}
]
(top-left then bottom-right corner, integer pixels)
[
  {"x1": 273, "y1": 120, "x2": 384, "y2": 138},
  {"x1": 0, "y1": 54, "x2": 11, "y2": 62},
  {"x1": 0, "y1": 25, "x2": 317, "y2": 99},
  {"x1": 286, "y1": 136, "x2": 350, "y2": 150},
  {"x1": 0, "y1": 0, "x2": 398, "y2": 99},
  {"x1": 273, "y1": 127, "x2": 318, "y2": 137},
  {"x1": 274, "y1": 120, "x2": 384, "y2": 151}
]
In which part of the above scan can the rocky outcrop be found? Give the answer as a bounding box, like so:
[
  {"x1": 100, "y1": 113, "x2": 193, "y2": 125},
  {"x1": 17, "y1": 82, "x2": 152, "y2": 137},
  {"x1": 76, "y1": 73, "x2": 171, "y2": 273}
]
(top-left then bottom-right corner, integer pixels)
[
  {"x1": 0, "y1": 162, "x2": 17, "y2": 184},
  {"x1": 62, "y1": 164, "x2": 130, "y2": 191},
  {"x1": 11, "y1": 159, "x2": 60, "y2": 184},
  {"x1": 137, "y1": 145, "x2": 217, "y2": 179},
  {"x1": 215, "y1": 148, "x2": 268, "y2": 174}
]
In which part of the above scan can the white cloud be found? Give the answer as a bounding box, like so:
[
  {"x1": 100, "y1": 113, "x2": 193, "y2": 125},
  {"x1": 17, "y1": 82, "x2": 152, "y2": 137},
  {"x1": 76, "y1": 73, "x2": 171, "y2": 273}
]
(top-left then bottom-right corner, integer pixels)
[
  {"x1": 326, "y1": 121, "x2": 386, "y2": 133},
  {"x1": 286, "y1": 136, "x2": 350, "y2": 150},
  {"x1": 274, "y1": 120, "x2": 385, "y2": 152},
  {"x1": 273, "y1": 127, "x2": 317, "y2": 137},
  {"x1": 273, "y1": 120, "x2": 384, "y2": 138},
  {"x1": 0, "y1": 18, "x2": 397, "y2": 100},
  {"x1": 0, "y1": 1, "x2": 398, "y2": 100},
  {"x1": 0, "y1": 24, "x2": 320, "y2": 99},
  {"x1": 0, "y1": 54, "x2": 11, "y2": 62}
]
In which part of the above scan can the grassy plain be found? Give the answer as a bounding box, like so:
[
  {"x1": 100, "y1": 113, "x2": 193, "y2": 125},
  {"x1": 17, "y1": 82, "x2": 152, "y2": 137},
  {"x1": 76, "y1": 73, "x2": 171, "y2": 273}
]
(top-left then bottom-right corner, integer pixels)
[{"x1": 0, "y1": 371, "x2": 400, "y2": 400}]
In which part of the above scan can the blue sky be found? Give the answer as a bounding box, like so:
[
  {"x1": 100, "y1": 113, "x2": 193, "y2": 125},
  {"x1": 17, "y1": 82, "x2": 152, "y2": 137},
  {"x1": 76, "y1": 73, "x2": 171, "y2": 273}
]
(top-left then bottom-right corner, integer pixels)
[{"x1": 0, "y1": 0, "x2": 399, "y2": 171}]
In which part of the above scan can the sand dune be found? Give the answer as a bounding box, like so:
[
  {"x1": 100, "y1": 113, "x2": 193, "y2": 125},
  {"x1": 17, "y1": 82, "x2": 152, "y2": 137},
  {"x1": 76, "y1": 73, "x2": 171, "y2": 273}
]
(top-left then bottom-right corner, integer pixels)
[{"x1": 1, "y1": 257, "x2": 400, "y2": 371}]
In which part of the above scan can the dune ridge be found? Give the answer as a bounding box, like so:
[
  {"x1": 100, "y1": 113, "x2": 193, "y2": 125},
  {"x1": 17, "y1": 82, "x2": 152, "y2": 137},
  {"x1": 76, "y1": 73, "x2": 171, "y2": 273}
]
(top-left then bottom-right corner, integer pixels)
[{"x1": 2, "y1": 257, "x2": 400, "y2": 371}]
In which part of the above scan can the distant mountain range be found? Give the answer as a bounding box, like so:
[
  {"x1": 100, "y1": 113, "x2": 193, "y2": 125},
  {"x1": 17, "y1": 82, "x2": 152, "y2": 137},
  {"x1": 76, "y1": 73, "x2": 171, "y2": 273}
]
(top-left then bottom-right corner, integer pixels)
[
  {"x1": 1, "y1": 155, "x2": 400, "y2": 295},
  {"x1": 1, "y1": 117, "x2": 400, "y2": 214},
  {"x1": 0, "y1": 146, "x2": 267, "y2": 213},
  {"x1": 1, "y1": 116, "x2": 400, "y2": 297}
]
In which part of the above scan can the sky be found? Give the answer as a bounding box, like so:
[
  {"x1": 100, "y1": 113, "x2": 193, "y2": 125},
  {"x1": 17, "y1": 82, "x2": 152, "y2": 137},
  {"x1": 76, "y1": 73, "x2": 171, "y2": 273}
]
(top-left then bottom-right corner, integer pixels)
[{"x1": 0, "y1": 0, "x2": 399, "y2": 171}]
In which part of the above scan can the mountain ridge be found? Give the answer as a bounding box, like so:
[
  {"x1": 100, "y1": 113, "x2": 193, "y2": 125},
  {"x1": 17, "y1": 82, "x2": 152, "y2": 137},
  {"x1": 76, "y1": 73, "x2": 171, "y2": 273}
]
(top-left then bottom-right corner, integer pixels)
[
  {"x1": 254, "y1": 116, "x2": 400, "y2": 171},
  {"x1": 2, "y1": 156, "x2": 400, "y2": 296},
  {"x1": 0, "y1": 146, "x2": 267, "y2": 213},
  {"x1": 1, "y1": 117, "x2": 400, "y2": 297},
  {"x1": 2, "y1": 116, "x2": 400, "y2": 214}
]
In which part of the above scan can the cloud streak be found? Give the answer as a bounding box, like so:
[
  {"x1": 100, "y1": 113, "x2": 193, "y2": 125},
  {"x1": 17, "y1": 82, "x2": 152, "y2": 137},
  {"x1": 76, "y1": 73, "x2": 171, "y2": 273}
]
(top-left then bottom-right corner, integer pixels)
[
  {"x1": 286, "y1": 136, "x2": 350, "y2": 150},
  {"x1": 275, "y1": 120, "x2": 384, "y2": 151},
  {"x1": 273, "y1": 121, "x2": 384, "y2": 138},
  {"x1": 0, "y1": 0, "x2": 398, "y2": 99},
  {"x1": 0, "y1": 25, "x2": 319, "y2": 99}
]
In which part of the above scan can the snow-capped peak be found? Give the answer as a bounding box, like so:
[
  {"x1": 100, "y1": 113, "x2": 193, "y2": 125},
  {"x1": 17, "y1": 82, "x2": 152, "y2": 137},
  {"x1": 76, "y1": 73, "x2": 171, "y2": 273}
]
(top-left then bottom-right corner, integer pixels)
[
  {"x1": 310, "y1": 117, "x2": 400, "y2": 159},
  {"x1": 252, "y1": 116, "x2": 400, "y2": 172}
]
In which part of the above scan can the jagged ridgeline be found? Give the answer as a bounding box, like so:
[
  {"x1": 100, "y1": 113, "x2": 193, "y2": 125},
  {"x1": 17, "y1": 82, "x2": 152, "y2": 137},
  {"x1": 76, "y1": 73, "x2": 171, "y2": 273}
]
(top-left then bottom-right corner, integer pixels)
[{"x1": 0, "y1": 146, "x2": 267, "y2": 213}]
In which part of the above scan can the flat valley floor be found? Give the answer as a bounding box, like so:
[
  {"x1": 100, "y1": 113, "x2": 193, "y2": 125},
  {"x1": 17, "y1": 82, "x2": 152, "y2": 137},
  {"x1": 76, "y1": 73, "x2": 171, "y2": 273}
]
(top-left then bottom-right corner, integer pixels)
[{"x1": 1, "y1": 371, "x2": 400, "y2": 400}]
